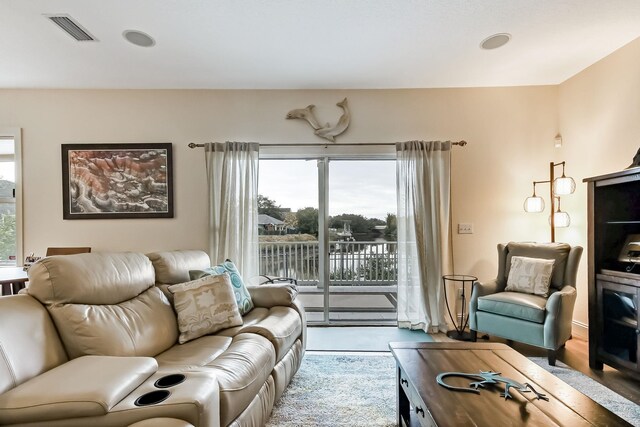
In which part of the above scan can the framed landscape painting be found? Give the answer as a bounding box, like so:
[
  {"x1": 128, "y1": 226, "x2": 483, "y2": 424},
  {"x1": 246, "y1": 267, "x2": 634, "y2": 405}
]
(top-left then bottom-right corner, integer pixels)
[{"x1": 62, "y1": 143, "x2": 173, "y2": 219}]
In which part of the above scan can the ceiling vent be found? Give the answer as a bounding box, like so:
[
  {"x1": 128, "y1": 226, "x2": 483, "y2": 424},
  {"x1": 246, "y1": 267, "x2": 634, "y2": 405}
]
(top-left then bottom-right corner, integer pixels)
[{"x1": 45, "y1": 14, "x2": 97, "y2": 41}]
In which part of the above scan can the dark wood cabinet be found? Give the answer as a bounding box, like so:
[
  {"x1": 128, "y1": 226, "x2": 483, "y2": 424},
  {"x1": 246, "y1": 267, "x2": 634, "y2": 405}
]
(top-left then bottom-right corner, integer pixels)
[{"x1": 584, "y1": 167, "x2": 640, "y2": 378}]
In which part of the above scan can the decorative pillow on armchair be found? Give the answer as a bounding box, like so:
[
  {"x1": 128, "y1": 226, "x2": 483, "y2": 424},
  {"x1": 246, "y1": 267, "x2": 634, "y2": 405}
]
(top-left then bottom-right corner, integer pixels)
[
  {"x1": 505, "y1": 256, "x2": 555, "y2": 297},
  {"x1": 168, "y1": 273, "x2": 243, "y2": 344},
  {"x1": 189, "y1": 259, "x2": 254, "y2": 315}
]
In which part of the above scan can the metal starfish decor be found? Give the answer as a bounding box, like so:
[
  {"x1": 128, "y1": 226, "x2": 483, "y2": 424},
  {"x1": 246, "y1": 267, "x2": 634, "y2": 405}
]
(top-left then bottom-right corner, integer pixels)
[
  {"x1": 436, "y1": 371, "x2": 549, "y2": 401},
  {"x1": 285, "y1": 98, "x2": 351, "y2": 142}
]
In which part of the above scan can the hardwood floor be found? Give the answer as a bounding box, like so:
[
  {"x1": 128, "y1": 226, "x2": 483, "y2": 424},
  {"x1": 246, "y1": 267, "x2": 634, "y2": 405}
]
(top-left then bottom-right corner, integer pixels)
[{"x1": 431, "y1": 333, "x2": 640, "y2": 405}]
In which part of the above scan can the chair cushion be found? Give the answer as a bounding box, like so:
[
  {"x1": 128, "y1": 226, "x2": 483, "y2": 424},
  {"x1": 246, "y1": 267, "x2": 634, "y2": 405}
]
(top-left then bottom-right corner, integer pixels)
[
  {"x1": 505, "y1": 256, "x2": 555, "y2": 297},
  {"x1": 505, "y1": 242, "x2": 571, "y2": 290},
  {"x1": 168, "y1": 274, "x2": 243, "y2": 344},
  {"x1": 477, "y1": 292, "x2": 547, "y2": 324}
]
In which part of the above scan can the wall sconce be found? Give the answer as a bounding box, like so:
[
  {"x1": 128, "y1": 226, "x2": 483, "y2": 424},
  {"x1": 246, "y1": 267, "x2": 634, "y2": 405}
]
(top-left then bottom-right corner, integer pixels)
[{"x1": 523, "y1": 161, "x2": 575, "y2": 242}]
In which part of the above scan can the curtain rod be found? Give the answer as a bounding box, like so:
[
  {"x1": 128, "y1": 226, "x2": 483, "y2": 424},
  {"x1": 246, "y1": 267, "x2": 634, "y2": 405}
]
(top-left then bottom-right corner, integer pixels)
[{"x1": 188, "y1": 140, "x2": 467, "y2": 148}]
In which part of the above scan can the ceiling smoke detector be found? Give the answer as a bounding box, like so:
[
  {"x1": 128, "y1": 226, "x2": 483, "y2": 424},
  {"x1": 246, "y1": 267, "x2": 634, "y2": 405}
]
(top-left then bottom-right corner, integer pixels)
[
  {"x1": 480, "y1": 33, "x2": 511, "y2": 50},
  {"x1": 123, "y1": 30, "x2": 155, "y2": 47},
  {"x1": 45, "y1": 14, "x2": 97, "y2": 41}
]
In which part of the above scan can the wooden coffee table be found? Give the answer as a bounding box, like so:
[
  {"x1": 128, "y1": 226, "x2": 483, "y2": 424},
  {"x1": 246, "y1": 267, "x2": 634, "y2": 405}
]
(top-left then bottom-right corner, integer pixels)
[{"x1": 389, "y1": 342, "x2": 632, "y2": 427}]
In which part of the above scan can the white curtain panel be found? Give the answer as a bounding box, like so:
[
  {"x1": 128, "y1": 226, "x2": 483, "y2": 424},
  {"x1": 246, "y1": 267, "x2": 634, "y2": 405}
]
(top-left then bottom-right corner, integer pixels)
[
  {"x1": 396, "y1": 141, "x2": 453, "y2": 333},
  {"x1": 204, "y1": 142, "x2": 260, "y2": 281}
]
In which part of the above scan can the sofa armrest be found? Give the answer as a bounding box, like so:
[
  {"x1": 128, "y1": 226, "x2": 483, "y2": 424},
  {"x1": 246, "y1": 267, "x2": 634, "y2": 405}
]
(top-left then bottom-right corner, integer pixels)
[
  {"x1": 469, "y1": 279, "x2": 500, "y2": 331},
  {"x1": 471, "y1": 279, "x2": 500, "y2": 300},
  {"x1": 544, "y1": 285, "x2": 577, "y2": 349},
  {"x1": 0, "y1": 356, "x2": 158, "y2": 425},
  {"x1": 545, "y1": 285, "x2": 576, "y2": 310},
  {"x1": 247, "y1": 284, "x2": 298, "y2": 308}
]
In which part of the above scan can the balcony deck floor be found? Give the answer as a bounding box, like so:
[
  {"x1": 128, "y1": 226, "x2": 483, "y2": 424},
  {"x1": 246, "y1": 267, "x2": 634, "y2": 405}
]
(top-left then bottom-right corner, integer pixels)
[{"x1": 299, "y1": 292, "x2": 397, "y2": 324}]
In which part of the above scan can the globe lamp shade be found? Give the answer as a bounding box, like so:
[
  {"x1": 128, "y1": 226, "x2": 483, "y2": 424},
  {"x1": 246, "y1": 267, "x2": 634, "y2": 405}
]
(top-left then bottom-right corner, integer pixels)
[
  {"x1": 553, "y1": 176, "x2": 576, "y2": 195},
  {"x1": 524, "y1": 196, "x2": 545, "y2": 213}
]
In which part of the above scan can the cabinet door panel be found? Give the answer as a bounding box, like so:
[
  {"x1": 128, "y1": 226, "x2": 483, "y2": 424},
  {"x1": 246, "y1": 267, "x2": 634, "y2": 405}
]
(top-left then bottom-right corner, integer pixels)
[{"x1": 597, "y1": 279, "x2": 639, "y2": 370}]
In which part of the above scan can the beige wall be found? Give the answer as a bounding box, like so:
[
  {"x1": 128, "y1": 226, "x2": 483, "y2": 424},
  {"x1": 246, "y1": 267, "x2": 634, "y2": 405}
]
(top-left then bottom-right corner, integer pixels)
[
  {"x1": 2, "y1": 36, "x2": 638, "y2": 334},
  {"x1": 0, "y1": 87, "x2": 559, "y2": 270},
  {"x1": 558, "y1": 36, "x2": 640, "y2": 331}
]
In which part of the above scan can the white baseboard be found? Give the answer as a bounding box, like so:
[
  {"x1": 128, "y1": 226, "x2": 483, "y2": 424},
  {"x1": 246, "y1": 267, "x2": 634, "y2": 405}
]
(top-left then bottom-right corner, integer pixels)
[{"x1": 572, "y1": 320, "x2": 588, "y2": 340}]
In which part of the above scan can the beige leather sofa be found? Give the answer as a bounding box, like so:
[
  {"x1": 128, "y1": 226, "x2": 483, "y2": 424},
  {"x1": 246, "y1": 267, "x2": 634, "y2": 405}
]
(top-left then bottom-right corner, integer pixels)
[{"x1": 0, "y1": 250, "x2": 306, "y2": 427}]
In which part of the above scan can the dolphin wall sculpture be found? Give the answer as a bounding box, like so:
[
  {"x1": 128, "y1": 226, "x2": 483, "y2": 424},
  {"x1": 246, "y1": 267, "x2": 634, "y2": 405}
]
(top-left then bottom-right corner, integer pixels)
[{"x1": 286, "y1": 98, "x2": 351, "y2": 142}]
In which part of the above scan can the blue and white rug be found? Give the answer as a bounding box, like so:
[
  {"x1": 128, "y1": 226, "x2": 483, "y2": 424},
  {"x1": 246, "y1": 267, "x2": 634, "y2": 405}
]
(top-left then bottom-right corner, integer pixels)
[
  {"x1": 529, "y1": 357, "x2": 640, "y2": 426},
  {"x1": 267, "y1": 353, "x2": 639, "y2": 426}
]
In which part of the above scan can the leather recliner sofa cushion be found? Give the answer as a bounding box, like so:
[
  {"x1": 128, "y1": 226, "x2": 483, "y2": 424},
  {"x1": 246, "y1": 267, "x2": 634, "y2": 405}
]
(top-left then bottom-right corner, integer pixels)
[
  {"x1": 28, "y1": 252, "x2": 156, "y2": 305},
  {"x1": 156, "y1": 333, "x2": 276, "y2": 427},
  {"x1": 27, "y1": 252, "x2": 179, "y2": 358},
  {"x1": 128, "y1": 418, "x2": 195, "y2": 427},
  {"x1": 0, "y1": 356, "x2": 157, "y2": 425},
  {"x1": 0, "y1": 295, "x2": 69, "y2": 395},
  {"x1": 147, "y1": 250, "x2": 211, "y2": 285},
  {"x1": 47, "y1": 287, "x2": 179, "y2": 358},
  {"x1": 155, "y1": 335, "x2": 234, "y2": 368},
  {"x1": 217, "y1": 306, "x2": 302, "y2": 362}
]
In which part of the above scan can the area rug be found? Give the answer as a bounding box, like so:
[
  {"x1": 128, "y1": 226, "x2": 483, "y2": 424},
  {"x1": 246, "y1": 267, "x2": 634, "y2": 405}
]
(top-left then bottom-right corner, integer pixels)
[
  {"x1": 267, "y1": 353, "x2": 639, "y2": 427},
  {"x1": 529, "y1": 357, "x2": 640, "y2": 425},
  {"x1": 267, "y1": 353, "x2": 396, "y2": 426}
]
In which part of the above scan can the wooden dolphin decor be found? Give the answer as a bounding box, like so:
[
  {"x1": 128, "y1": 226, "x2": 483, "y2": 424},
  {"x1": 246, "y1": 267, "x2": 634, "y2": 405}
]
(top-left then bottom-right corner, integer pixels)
[{"x1": 286, "y1": 98, "x2": 351, "y2": 142}]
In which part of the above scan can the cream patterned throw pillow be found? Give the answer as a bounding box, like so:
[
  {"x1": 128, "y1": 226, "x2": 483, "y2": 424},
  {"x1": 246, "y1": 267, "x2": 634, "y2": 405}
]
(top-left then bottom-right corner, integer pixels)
[
  {"x1": 168, "y1": 273, "x2": 243, "y2": 344},
  {"x1": 505, "y1": 256, "x2": 555, "y2": 297},
  {"x1": 189, "y1": 259, "x2": 254, "y2": 315}
]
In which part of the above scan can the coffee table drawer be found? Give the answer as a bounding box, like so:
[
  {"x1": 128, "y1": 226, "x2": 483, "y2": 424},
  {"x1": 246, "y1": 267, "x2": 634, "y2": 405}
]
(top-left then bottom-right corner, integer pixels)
[{"x1": 399, "y1": 367, "x2": 435, "y2": 427}]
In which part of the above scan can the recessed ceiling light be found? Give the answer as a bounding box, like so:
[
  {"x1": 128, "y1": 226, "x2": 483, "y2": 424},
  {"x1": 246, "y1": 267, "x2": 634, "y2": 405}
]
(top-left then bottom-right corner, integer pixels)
[
  {"x1": 480, "y1": 33, "x2": 511, "y2": 50},
  {"x1": 123, "y1": 30, "x2": 155, "y2": 47}
]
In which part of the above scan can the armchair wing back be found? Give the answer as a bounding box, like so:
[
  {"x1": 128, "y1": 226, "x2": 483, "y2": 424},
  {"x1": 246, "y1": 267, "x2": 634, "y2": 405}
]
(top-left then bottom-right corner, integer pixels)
[{"x1": 469, "y1": 242, "x2": 583, "y2": 365}]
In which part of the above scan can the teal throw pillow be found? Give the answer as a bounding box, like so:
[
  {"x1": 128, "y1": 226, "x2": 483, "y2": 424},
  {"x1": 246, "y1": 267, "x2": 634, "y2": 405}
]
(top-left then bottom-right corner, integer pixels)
[{"x1": 190, "y1": 260, "x2": 254, "y2": 315}]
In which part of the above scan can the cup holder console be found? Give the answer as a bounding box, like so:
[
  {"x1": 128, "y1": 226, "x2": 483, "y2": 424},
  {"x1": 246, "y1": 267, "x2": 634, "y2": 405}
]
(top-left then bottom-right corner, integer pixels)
[
  {"x1": 133, "y1": 374, "x2": 186, "y2": 407},
  {"x1": 134, "y1": 390, "x2": 171, "y2": 407},
  {"x1": 154, "y1": 374, "x2": 186, "y2": 388}
]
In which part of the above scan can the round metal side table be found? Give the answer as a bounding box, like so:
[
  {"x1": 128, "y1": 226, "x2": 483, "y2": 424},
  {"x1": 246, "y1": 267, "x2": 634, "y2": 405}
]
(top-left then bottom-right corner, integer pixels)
[{"x1": 442, "y1": 274, "x2": 477, "y2": 341}]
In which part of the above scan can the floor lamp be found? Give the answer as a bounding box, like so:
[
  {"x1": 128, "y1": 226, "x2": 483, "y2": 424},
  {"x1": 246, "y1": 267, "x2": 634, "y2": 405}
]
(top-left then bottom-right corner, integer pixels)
[{"x1": 523, "y1": 161, "x2": 576, "y2": 242}]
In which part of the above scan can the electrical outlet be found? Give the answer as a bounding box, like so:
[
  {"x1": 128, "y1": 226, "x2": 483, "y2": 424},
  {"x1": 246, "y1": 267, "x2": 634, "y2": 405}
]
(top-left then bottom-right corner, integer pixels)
[{"x1": 458, "y1": 223, "x2": 473, "y2": 234}]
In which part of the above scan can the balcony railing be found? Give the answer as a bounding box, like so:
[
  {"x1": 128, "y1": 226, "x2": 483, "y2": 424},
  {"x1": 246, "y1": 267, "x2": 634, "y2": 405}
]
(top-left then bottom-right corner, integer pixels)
[
  {"x1": 258, "y1": 240, "x2": 397, "y2": 286},
  {"x1": 260, "y1": 240, "x2": 398, "y2": 323}
]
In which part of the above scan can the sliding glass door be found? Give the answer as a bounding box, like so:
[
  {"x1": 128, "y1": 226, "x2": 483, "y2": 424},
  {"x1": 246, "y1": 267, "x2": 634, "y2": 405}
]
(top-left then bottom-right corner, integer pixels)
[
  {"x1": 258, "y1": 159, "x2": 325, "y2": 322},
  {"x1": 258, "y1": 157, "x2": 397, "y2": 325},
  {"x1": 327, "y1": 160, "x2": 397, "y2": 323}
]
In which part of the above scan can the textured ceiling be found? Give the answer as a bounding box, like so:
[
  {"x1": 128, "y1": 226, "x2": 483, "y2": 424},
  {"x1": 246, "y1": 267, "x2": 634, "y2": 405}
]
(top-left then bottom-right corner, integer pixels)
[{"x1": 1, "y1": 0, "x2": 640, "y2": 89}]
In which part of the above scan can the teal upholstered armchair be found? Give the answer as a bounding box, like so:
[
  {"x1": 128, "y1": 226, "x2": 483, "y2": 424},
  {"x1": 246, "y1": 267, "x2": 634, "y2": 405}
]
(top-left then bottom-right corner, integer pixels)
[{"x1": 469, "y1": 242, "x2": 583, "y2": 365}]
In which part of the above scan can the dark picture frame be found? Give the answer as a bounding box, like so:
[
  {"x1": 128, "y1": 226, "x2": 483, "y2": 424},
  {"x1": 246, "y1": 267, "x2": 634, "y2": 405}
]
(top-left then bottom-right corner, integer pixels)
[{"x1": 61, "y1": 143, "x2": 174, "y2": 219}]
